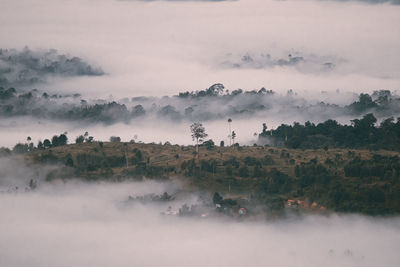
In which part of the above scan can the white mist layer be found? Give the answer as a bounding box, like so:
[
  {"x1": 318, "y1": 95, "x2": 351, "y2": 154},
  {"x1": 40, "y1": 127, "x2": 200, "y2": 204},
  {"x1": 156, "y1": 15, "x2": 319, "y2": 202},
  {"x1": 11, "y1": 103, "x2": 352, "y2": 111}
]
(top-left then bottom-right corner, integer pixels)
[
  {"x1": 0, "y1": 112, "x2": 359, "y2": 148},
  {"x1": 1, "y1": 0, "x2": 399, "y2": 149},
  {"x1": 0, "y1": 181, "x2": 399, "y2": 267},
  {"x1": 0, "y1": 0, "x2": 399, "y2": 98}
]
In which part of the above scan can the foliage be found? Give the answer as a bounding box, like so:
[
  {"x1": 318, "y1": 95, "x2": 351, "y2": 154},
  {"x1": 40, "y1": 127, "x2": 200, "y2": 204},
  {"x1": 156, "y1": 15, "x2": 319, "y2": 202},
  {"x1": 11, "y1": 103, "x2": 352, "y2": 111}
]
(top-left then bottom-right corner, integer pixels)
[
  {"x1": 109, "y1": 136, "x2": 121, "y2": 142},
  {"x1": 190, "y1": 122, "x2": 208, "y2": 143},
  {"x1": 260, "y1": 113, "x2": 400, "y2": 151},
  {"x1": 202, "y1": 139, "x2": 215, "y2": 150}
]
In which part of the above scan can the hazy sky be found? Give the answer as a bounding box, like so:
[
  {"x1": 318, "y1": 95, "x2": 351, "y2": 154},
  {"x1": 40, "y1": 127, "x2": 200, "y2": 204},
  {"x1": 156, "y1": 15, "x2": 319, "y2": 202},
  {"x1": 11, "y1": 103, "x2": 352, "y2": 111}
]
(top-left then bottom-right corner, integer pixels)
[
  {"x1": 1, "y1": 2, "x2": 400, "y2": 265},
  {"x1": 1, "y1": 0, "x2": 399, "y2": 98}
]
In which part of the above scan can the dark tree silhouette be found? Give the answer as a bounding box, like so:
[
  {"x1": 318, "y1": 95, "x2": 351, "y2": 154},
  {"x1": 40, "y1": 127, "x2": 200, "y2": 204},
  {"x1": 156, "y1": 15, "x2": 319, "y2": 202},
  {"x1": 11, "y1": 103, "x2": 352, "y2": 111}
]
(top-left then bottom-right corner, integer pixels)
[{"x1": 190, "y1": 122, "x2": 208, "y2": 158}]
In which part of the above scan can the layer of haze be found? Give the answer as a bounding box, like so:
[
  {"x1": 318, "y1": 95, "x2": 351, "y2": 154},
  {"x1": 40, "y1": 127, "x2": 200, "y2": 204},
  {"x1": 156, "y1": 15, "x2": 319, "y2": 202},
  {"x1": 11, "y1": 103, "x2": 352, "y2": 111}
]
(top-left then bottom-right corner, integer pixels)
[
  {"x1": 0, "y1": 109, "x2": 360, "y2": 148},
  {"x1": 1, "y1": 2, "x2": 400, "y2": 266},
  {"x1": 0, "y1": 0, "x2": 399, "y2": 98},
  {"x1": 1, "y1": 0, "x2": 400, "y2": 148},
  {"x1": 0, "y1": 170, "x2": 399, "y2": 267}
]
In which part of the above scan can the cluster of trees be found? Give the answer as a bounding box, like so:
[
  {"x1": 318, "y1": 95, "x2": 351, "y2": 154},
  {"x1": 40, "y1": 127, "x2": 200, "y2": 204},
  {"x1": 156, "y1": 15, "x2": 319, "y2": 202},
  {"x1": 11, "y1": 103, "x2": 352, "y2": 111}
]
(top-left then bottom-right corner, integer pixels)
[
  {"x1": 75, "y1": 132, "x2": 94, "y2": 143},
  {"x1": 180, "y1": 150, "x2": 400, "y2": 215},
  {"x1": 347, "y1": 90, "x2": 400, "y2": 116},
  {"x1": 181, "y1": 153, "x2": 281, "y2": 180},
  {"x1": 344, "y1": 154, "x2": 400, "y2": 179},
  {"x1": 4, "y1": 125, "x2": 398, "y2": 215},
  {"x1": 37, "y1": 143, "x2": 176, "y2": 181},
  {"x1": 293, "y1": 155, "x2": 400, "y2": 215},
  {"x1": 220, "y1": 52, "x2": 336, "y2": 73},
  {"x1": 189, "y1": 119, "x2": 238, "y2": 156},
  {"x1": 2, "y1": 83, "x2": 400, "y2": 125},
  {"x1": 177, "y1": 133, "x2": 400, "y2": 216},
  {"x1": 260, "y1": 113, "x2": 400, "y2": 151},
  {"x1": 9, "y1": 133, "x2": 68, "y2": 154},
  {"x1": 0, "y1": 47, "x2": 104, "y2": 87},
  {"x1": 3, "y1": 132, "x2": 97, "y2": 156},
  {"x1": 0, "y1": 87, "x2": 140, "y2": 124}
]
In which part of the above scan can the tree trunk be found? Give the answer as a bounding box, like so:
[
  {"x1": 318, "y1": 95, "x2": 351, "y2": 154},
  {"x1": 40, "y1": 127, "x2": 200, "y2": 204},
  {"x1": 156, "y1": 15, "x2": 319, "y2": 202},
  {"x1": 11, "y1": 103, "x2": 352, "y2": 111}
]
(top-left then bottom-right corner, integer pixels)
[
  {"x1": 229, "y1": 123, "x2": 231, "y2": 146},
  {"x1": 196, "y1": 138, "x2": 199, "y2": 159}
]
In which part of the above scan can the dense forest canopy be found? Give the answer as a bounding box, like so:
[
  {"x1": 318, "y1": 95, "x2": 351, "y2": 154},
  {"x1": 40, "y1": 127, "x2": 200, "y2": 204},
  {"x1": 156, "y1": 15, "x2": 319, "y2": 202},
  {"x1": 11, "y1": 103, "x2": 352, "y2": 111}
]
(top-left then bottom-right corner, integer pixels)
[
  {"x1": 1, "y1": 84, "x2": 400, "y2": 125},
  {"x1": 0, "y1": 47, "x2": 104, "y2": 87},
  {"x1": 259, "y1": 113, "x2": 400, "y2": 151}
]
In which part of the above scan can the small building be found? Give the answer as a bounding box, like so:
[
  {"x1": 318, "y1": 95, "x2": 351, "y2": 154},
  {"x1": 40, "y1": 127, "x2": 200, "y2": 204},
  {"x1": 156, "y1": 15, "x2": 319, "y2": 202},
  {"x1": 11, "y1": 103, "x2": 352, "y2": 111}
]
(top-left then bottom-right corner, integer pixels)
[{"x1": 238, "y1": 207, "x2": 247, "y2": 216}]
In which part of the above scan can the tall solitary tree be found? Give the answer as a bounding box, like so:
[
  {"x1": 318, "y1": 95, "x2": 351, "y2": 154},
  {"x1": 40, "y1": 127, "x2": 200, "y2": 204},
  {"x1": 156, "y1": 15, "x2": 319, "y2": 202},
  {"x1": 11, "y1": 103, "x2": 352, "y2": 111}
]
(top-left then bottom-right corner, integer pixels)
[
  {"x1": 190, "y1": 122, "x2": 208, "y2": 158},
  {"x1": 228, "y1": 118, "x2": 232, "y2": 146},
  {"x1": 231, "y1": 131, "x2": 236, "y2": 145}
]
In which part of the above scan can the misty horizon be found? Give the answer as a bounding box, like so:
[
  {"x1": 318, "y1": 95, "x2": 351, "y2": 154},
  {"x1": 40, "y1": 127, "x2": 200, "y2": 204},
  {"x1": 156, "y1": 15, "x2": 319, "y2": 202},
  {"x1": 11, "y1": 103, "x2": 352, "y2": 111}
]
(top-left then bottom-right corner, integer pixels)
[{"x1": 1, "y1": 0, "x2": 399, "y2": 266}]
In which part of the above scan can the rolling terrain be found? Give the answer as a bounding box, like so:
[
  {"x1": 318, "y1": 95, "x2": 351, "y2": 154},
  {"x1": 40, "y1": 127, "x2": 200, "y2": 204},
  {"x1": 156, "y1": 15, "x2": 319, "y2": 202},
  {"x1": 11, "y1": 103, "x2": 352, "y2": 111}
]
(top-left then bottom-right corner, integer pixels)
[{"x1": 20, "y1": 141, "x2": 400, "y2": 216}]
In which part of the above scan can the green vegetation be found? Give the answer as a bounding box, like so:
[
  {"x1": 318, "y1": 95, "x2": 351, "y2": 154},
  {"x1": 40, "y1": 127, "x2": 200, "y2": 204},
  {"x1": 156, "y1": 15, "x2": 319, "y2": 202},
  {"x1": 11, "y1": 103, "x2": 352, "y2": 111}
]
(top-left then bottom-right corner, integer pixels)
[
  {"x1": 2, "y1": 109, "x2": 400, "y2": 217},
  {"x1": 7, "y1": 139, "x2": 398, "y2": 216},
  {"x1": 260, "y1": 113, "x2": 400, "y2": 151},
  {"x1": 0, "y1": 47, "x2": 104, "y2": 87},
  {"x1": 1, "y1": 85, "x2": 400, "y2": 125}
]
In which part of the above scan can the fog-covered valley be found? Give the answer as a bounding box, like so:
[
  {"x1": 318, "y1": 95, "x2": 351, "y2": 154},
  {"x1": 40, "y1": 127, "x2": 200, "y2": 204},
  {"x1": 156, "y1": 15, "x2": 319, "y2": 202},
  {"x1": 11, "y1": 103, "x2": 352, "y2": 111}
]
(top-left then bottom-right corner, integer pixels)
[
  {"x1": 1, "y1": 178, "x2": 400, "y2": 267},
  {"x1": 0, "y1": 156, "x2": 400, "y2": 267},
  {"x1": 1, "y1": 0, "x2": 400, "y2": 265}
]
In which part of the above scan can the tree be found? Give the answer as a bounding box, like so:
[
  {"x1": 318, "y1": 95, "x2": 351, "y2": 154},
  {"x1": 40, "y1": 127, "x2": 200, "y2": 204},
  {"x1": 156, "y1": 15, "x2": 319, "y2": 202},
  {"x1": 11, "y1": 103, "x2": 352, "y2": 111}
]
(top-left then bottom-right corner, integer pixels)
[
  {"x1": 65, "y1": 154, "x2": 74, "y2": 167},
  {"x1": 75, "y1": 135, "x2": 84, "y2": 144},
  {"x1": 231, "y1": 131, "x2": 236, "y2": 145},
  {"x1": 37, "y1": 140, "x2": 44, "y2": 150},
  {"x1": 109, "y1": 136, "x2": 121, "y2": 142},
  {"x1": 50, "y1": 134, "x2": 67, "y2": 147},
  {"x1": 26, "y1": 136, "x2": 33, "y2": 151},
  {"x1": 51, "y1": 135, "x2": 59, "y2": 147},
  {"x1": 43, "y1": 139, "x2": 51, "y2": 148},
  {"x1": 13, "y1": 143, "x2": 28, "y2": 154},
  {"x1": 190, "y1": 122, "x2": 208, "y2": 157},
  {"x1": 83, "y1": 132, "x2": 93, "y2": 143},
  {"x1": 262, "y1": 123, "x2": 267, "y2": 134},
  {"x1": 213, "y1": 192, "x2": 223, "y2": 205},
  {"x1": 203, "y1": 139, "x2": 215, "y2": 150},
  {"x1": 58, "y1": 134, "x2": 68, "y2": 146},
  {"x1": 228, "y1": 118, "x2": 232, "y2": 146}
]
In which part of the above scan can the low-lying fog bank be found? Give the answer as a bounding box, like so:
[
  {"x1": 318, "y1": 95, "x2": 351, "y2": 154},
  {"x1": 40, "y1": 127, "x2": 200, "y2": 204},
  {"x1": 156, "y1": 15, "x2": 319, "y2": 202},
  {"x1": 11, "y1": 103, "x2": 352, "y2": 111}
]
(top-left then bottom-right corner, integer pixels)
[
  {"x1": 0, "y1": 113, "x2": 358, "y2": 148},
  {"x1": 0, "y1": 179, "x2": 399, "y2": 267},
  {"x1": 2, "y1": 85, "x2": 400, "y2": 148}
]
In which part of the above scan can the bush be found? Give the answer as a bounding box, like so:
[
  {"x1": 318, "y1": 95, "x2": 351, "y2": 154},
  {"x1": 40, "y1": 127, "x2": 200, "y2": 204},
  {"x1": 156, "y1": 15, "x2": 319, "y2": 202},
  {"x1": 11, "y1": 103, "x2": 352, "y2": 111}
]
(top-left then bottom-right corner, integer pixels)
[
  {"x1": 109, "y1": 136, "x2": 121, "y2": 142},
  {"x1": 203, "y1": 139, "x2": 215, "y2": 150}
]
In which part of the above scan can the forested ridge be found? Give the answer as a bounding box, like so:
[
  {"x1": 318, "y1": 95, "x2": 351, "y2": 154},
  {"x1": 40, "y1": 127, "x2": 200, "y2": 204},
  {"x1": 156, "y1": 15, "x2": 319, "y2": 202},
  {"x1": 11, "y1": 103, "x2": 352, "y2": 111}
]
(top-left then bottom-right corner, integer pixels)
[
  {"x1": 259, "y1": 113, "x2": 400, "y2": 151},
  {"x1": 6, "y1": 140, "x2": 398, "y2": 216},
  {"x1": 1, "y1": 85, "x2": 400, "y2": 124}
]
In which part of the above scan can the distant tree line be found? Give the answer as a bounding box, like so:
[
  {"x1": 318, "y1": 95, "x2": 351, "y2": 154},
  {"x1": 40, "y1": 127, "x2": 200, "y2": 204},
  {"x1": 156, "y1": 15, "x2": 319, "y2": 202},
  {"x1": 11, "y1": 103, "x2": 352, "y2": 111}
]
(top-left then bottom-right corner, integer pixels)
[
  {"x1": 1, "y1": 85, "x2": 400, "y2": 124},
  {"x1": 0, "y1": 47, "x2": 104, "y2": 87},
  {"x1": 260, "y1": 113, "x2": 400, "y2": 151}
]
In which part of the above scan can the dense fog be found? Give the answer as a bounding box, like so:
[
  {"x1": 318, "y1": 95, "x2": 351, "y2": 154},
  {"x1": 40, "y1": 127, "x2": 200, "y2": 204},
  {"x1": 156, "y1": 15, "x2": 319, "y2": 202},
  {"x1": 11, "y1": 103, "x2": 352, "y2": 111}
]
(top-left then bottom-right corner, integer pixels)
[
  {"x1": 1, "y1": 0, "x2": 399, "y2": 148},
  {"x1": 0, "y1": 0, "x2": 399, "y2": 98},
  {"x1": 0, "y1": 163, "x2": 399, "y2": 267},
  {"x1": 0, "y1": 0, "x2": 399, "y2": 265},
  {"x1": 1, "y1": 86, "x2": 400, "y2": 148}
]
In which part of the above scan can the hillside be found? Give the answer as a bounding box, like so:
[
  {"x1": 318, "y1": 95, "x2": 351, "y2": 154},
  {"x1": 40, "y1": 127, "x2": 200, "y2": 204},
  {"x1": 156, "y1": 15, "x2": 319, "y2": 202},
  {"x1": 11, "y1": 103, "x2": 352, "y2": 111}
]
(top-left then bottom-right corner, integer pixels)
[{"x1": 20, "y1": 141, "x2": 400, "y2": 216}]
